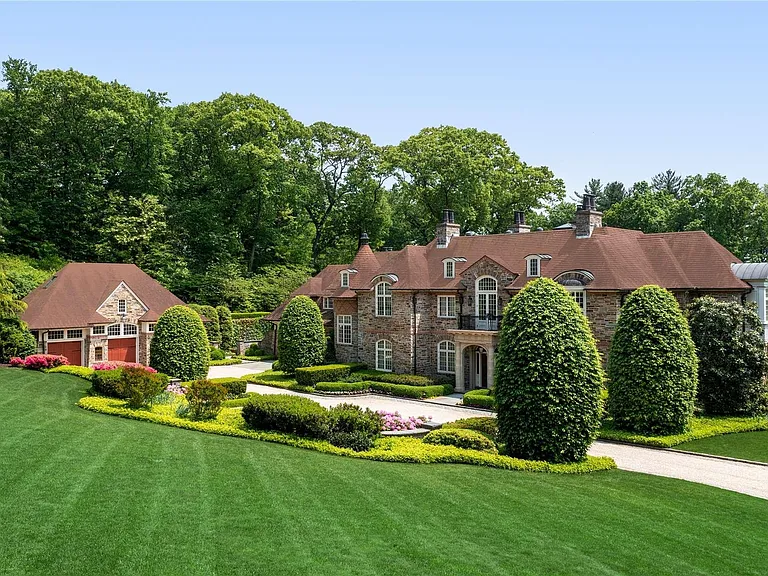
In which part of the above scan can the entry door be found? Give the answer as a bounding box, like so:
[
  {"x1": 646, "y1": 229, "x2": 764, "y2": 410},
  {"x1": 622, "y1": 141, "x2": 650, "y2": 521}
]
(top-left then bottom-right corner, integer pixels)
[{"x1": 475, "y1": 349, "x2": 488, "y2": 388}]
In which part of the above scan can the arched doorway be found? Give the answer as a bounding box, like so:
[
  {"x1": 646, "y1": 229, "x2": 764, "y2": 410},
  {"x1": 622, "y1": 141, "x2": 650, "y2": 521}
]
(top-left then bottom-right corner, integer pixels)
[{"x1": 463, "y1": 345, "x2": 489, "y2": 390}]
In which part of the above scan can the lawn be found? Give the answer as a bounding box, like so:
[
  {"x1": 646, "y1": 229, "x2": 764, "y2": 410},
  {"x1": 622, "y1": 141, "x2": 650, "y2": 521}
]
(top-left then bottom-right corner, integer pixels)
[
  {"x1": 675, "y1": 431, "x2": 768, "y2": 463},
  {"x1": 1, "y1": 369, "x2": 767, "y2": 575}
]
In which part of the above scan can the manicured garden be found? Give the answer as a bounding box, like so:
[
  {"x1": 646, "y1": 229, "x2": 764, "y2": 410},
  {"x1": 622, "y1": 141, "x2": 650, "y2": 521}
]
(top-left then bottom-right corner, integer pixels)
[
  {"x1": 674, "y1": 431, "x2": 768, "y2": 463},
  {"x1": 2, "y1": 369, "x2": 768, "y2": 575}
]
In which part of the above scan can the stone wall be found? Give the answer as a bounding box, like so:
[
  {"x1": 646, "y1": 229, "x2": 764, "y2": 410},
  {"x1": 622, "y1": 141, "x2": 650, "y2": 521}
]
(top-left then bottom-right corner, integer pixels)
[
  {"x1": 333, "y1": 298, "x2": 359, "y2": 364},
  {"x1": 97, "y1": 283, "x2": 147, "y2": 324},
  {"x1": 357, "y1": 288, "x2": 415, "y2": 373},
  {"x1": 585, "y1": 291, "x2": 621, "y2": 358},
  {"x1": 458, "y1": 257, "x2": 516, "y2": 316}
]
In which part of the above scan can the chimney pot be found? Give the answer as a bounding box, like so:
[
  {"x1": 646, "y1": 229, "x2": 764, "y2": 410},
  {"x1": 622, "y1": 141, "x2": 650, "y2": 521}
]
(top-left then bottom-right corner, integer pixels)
[
  {"x1": 574, "y1": 195, "x2": 602, "y2": 238},
  {"x1": 359, "y1": 232, "x2": 369, "y2": 246},
  {"x1": 436, "y1": 208, "x2": 461, "y2": 247},
  {"x1": 509, "y1": 210, "x2": 531, "y2": 233}
]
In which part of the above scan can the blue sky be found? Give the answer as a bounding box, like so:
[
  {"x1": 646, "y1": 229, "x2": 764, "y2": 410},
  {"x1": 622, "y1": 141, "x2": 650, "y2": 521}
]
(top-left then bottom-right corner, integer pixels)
[{"x1": 2, "y1": 2, "x2": 767, "y2": 195}]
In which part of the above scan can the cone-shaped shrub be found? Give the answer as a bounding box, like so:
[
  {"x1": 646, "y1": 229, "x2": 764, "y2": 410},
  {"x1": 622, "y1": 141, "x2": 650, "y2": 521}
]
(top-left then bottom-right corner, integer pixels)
[
  {"x1": 150, "y1": 305, "x2": 209, "y2": 381},
  {"x1": 277, "y1": 295, "x2": 326, "y2": 373},
  {"x1": 495, "y1": 277, "x2": 603, "y2": 463},
  {"x1": 217, "y1": 305, "x2": 235, "y2": 351},
  {"x1": 688, "y1": 297, "x2": 767, "y2": 416},
  {"x1": 607, "y1": 285, "x2": 698, "y2": 434}
]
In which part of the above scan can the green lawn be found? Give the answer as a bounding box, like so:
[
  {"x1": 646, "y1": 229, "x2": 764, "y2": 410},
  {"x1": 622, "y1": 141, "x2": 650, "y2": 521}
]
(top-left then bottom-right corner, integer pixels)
[
  {"x1": 675, "y1": 431, "x2": 768, "y2": 463},
  {"x1": 1, "y1": 369, "x2": 768, "y2": 575}
]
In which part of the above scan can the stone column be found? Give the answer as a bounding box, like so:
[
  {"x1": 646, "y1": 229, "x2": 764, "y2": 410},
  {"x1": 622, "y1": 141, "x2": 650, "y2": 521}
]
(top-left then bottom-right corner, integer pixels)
[{"x1": 455, "y1": 344, "x2": 464, "y2": 392}]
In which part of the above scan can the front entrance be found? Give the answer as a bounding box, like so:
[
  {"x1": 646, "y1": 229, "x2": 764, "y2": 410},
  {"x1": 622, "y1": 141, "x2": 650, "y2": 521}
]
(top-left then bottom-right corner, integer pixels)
[
  {"x1": 463, "y1": 345, "x2": 489, "y2": 390},
  {"x1": 109, "y1": 338, "x2": 137, "y2": 363},
  {"x1": 47, "y1": 341, "x2": 82, "y2": 366}
]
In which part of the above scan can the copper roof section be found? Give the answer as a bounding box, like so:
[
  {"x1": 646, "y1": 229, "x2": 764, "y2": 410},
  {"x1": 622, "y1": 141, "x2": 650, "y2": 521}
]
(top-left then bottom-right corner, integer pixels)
[{"x1": 21, "y1": 263, "x2": 186, "y2": 330}]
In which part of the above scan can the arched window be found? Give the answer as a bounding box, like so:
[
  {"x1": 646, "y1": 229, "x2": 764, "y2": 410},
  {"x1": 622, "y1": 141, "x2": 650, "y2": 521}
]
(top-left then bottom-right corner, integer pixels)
[
  {"x1": 375, "y1": 282, "x2": 392, "y2": 317},
  {"x1": 475, "y1": 276, "x2": 498, "y2": 329},
  {"x1": 437, "y1": 341, "x2": 456, "y2": 374},
  {"x1": 376, "y1": 339, "x2": 393, "y2": 372}
]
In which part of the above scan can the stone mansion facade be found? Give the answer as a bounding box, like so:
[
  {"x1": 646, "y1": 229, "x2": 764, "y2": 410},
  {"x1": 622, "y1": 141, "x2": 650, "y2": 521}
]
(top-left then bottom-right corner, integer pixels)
[{"x1": 265, "y1": 195, "x2": 751, "y2": 392}]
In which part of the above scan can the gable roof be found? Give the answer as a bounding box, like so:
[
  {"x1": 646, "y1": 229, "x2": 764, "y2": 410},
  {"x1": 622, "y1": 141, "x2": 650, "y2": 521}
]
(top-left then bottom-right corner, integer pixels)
[{"x1": 21, "y1": 263, "x2": 185, "y2": 329}]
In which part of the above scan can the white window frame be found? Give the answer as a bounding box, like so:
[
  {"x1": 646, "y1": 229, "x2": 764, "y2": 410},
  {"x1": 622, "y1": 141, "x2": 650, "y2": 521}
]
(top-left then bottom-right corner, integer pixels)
[
  {"x1": 92, "y1": 325, "x2": 106, "y2": 336},
  {"x1": 375, "y1": 339, "x2": 393, "y2": 372},
  {"x1": 322, "y1": 297, "x2": 333, "y2": 310},
  {"x1": 147, "y1": 323, "x2": 156, "y2": 333},
  {"x1": 527, "y1": 256, "x2": 540, "y2": 278},
  {"x1": 566, "y1": 287, "x2": 587, "y2": 315},
  {"x1": 444, "y1": 260, "x2": 455, "y2": 279},
  {"x1": 94, "y1": 346, "x2": 104, "y2": 362},
  {"x1": 107, "y1": 324, "x2": 122, "y2": 337},
  {"x1": 47, "y1": 330, "x2": 65, "y2": 341},
  {"x1": 123, "y1": 324, "x2": 138, "y2": 336},
  {"x1": 107, "y1": 323, "x2": 139, "y2": 337},
  {"x1": 437, "y1": 340, "x2": 456, "y2": 374},
  {"x1": 118, "y1": 299, "x2": 127, "y2": 314},
  {"x1": 437, "y1": 295, "x2": 457, "y2": 318},
  {"x1": 340, "y1": 271, "x2": 349, "y2": 288},
  {"x1": 336, "y1": 315, "x2": 352, "y2": 345},
  {"x1": 66, "y1": 329, "x2": 83, "y2": 340},
  {"x1": 375, "y1": 282, "x2": 392, "y2": 317}
]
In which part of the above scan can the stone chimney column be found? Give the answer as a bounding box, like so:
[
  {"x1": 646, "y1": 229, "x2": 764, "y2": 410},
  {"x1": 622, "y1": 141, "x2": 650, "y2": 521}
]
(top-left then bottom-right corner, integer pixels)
[
  {"x1": 436, "y1": 209, "x2": 461, "y2": 247},
  {"x1": 573, "y1": 194, "x2": 603, "y2": 238},
  {"x1": 507, "y1": 211, "x2": 531, "y2": 234}
]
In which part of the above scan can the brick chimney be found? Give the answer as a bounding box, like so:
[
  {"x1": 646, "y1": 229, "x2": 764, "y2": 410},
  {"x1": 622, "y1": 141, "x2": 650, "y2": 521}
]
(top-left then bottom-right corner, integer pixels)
[
  {"x1": 507, "y1": 211, "x2": 531, "y2": 234},
  {"x1": 574, "y1": 194, "x2": 603, "y2": 238},
  {"x1": 436, "y1": 209, "x2": 461, "y2": 247}
]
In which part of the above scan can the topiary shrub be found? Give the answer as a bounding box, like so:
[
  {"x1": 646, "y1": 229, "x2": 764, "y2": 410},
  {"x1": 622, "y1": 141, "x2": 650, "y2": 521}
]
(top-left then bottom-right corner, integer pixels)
[
  {"x1": 423, "y1": 428, "x2": 498, "y2": 453},
  {"x1": 188, "y1": 304, "x2": 221, "y2": 344},
  {"x1": 688, "y1": 297, "x2": 767, "y2": 416},
  {"x1": 208, "y1": 377, "x2": 247, "y2": 396},
  {"x1": 462, "y1": 388, "x2": 495, "y2": 409},
  {"x1": 242, "y1": 394, "x2": 330, "y2": 439},
  {"x1": 185, "y1": 379, "x2": 227, "y2": 420},
  {"x1": 496, "y1": 277, "x2": 603, "y2": 463},
  {"x1": 217, "y1": 305, "x2": 235, "y2": 351},
  {"x1": 121, "y1": 366, "x2": 167, "y2": 409},
  {"x1": 150, "y1": 305, "x2": 209, "y2": 381},
  {"x1": 244, "y1": 343, "x2": 263, "y2": 357},
  {"x1": 277, "y1": 296, "x2": 326, "y2": 373},
  {"x1": 295, "y1": 364, "x2": 352, "y2": 387},
  {"x1": 327, "y1": 403, "x2": 381, "y2": 451},
  {"x1": 607, "y1": 285, "x2": 698, "y2": 435},
  {"x1": 209, "y1": 347, "x2": 225, "y2": 361}
]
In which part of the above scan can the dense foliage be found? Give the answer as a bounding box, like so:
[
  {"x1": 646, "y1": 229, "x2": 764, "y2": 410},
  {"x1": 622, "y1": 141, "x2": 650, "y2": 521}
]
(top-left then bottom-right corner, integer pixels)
[
  {"x1": 442, "y1": 417, "x2": 499, "y2": 441},
  {"x1": 121, "y1": 366, "x2": 167, "y2": 409},
  {"x1": 607, "y1": 286, "x2": 698, "y2": 434},
  {"x1": 149, "y1": 305, "x2": 209, "y2": 381},
  {"x1": 217, "y1": 306, "x2": 235, "y2": 351},
  {"x1": 462, "y1": 388, "x2": 495, "y2": 409},
  {"x1": 277, "y1": 296, "x2": 326, "y2": 373},
  {"x1": 185, "y1": 379, "x2": 227, "y2": 420},
  {"x1": 295, "y1": 364, "x2": 353, "y2": 387},
  {"x1": 0, "y1": 271, "x2": 34, "y2": 362},
  {"x1": 326, "y1": 403, "x2": 382, "y2": 452},
  {"x1": 242, "y1": 394, "x2": 330, "y2": 439},
  {"x1": 687, "y1": 297, "x2": 767, "y2": 416},
  {"x1": 495, "y1": 278, "x2": 603, "y2": 463},
  {"x1": 423, "y1": 429, "x2": 498, "y2": 453},
  {"x1": 209, "y1": 347, "x2": 225, "y2": 361}
]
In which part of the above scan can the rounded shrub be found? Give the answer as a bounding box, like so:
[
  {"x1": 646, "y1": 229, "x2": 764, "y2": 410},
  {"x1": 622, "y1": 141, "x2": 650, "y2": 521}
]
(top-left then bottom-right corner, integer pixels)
[
  {"x1": 688, "y1": 297, "x2": 767, "y2": 416},
  {"x1": 495, "y1": 277, "x2": 603, "y2": 463},
  {"x1": 150, "y1": 305, "x2": 210, "y2": 381},
  {"x1": 327, "y1": 403, "x2": 381, "y2": 451},
  {"x1": 209, "y1": 347, "x2": 225, "y2": 361},
  {"x1": 185, "y1": 379, "x2": 227, "y2": 420},
  {"x1": 277, "y1": 295, "x2": 326, "y2": 373},
  {"x1": 423, "y1": 428, "x2": 498, "y2": 453},
  {"x1": 607, "y1": 285, "x2": 698, "y2": 434}
]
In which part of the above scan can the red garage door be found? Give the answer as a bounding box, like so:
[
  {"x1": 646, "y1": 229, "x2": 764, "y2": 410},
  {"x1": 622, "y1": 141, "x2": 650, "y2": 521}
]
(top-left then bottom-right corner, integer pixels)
[
  {"x1": 48, "y1": 341, "x2": 82, "y2": 366},
  {"x1": 109, "y1": 338, "x2": 137, "y2": 363}
]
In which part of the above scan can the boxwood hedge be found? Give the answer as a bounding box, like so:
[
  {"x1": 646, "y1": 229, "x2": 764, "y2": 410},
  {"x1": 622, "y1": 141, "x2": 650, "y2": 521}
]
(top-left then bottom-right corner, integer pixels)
[
  {"x1": 423, "y1": 428, "x2": 498, "y2": 453},
  {"x1": 295, "y1": 364, "x2": 352, "y2": 387},
  {"x1": 463, "y1": 389, "x2": 495, "y2": 409},
  {"x1": 277, "y1": 296, "x2": 326, "y2": 373},
  {"x1": 150, "y1": 305, "x2": 209, "y2": 381}
]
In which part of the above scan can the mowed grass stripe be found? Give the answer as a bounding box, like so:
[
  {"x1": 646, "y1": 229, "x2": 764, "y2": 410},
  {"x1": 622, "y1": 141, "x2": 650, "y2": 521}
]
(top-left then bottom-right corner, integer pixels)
[{"x1": 0, "y1": 369, "x2": 767, "y2": 576}]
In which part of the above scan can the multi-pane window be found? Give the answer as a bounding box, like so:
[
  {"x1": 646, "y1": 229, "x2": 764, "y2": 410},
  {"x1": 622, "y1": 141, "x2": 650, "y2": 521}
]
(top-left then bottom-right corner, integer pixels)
[
  {"x1": 336, "y1": 315, "x2": 352, "y2": 345},
  {"x1": 94, "y1": 347, "x2": 104, "y2": 361},
  {"x1": 67, "y1": 329, "x2": 83, "y2": 339},
  {"x1": 570, "y1": 290, "x2": 587, "y2": 315},
  {"x1": 48, "y1": 330, "x2": 64, "y2": 340},
  {"x1": 323, "y1": 297, "x2": 333, "y2": 310},
  {"x1": 340, "y1": 271, "x2": 349, "y2": 288},
  {"x1": 118, "y1": 299, "x2": 127, "y2": 313},
  {"x1": 444, "y1": 260, "x2": 455, "y2": 279},
  {"x1": 147, "y1": 323, "x2": 156, "y2": 333},
  {"x1": 375, "y1": 282, "x2": 392, "y2": 316},
  {"x1": 437, "y1": 341, "x2": 456, "y2": 374},
  {"x1": 108, "y1": 324, "x2": 121, "y2": 336},
  {"x1": 92, "y1": 325, "x2": 106, "y2": 335},
  {"x1": 376, "y1": 340, "x2": 393, "y2": 372},
  {"x1": 438, "y1": 296, "x2": 456, "y2": 318},
  {"x1": 123, "y1": 324, "x2": 138, "y2": 336},
  {"x1": 528, "y1": 257, "x2": 540, "y2": 277}
]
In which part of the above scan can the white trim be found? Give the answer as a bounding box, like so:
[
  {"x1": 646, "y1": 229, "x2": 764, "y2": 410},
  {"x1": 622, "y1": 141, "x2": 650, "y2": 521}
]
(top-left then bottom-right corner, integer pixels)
[
  {"x1": 91, "y1": 325, "x2": 107, "y2": 336},
  {"x1": 340, "y1": 271, "x2": 350, "y2": 288},
  {"x1": 96, "y1": 281, "x2": 149, "y2": 315},
  {"x1": 375, "y1": 282, "x2": 392, "y2": 317},
  {"x1": 107, "y1": 323, "x2": 139, "y2": 338},
  {"x1": 565, "y1": 287, "x2": 587, "y2": 315},
  {"x1": 336, "y1": 315, "x2": 352, "y2": 345},
  {"x1": 526, "y1": 256, "x2": 540, "y2": 277},
  {"x1": 375, "y1": 339, "x2": 393, "y2": 372},
  {"x1": 322, "y1": 297, "x2": 333, "y2": 310},
  {"x1": 43, "y1": 330, "x2": 85, "y2": 366},
  {"x1": 443, "y1": 260, "x2": 455, "y2": 279},
  {"x1": 437, "y1": 340, "x2": 456, "y2": 374}
]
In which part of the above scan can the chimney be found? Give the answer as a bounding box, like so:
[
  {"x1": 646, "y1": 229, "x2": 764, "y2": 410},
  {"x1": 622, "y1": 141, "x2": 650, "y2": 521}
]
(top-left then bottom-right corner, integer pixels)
[
  {"x1": 359, "y1": 232, "x2": 370, "y2": 247},
  {"x1": 507, "y1": 211, "x2": 531, "y2": 234},
  {"x1": 436, "y1": 208, "x2": 461, "y2": 248},
  {"x1": 573, "y1": 194, "x2": 603, "y2": 238}
]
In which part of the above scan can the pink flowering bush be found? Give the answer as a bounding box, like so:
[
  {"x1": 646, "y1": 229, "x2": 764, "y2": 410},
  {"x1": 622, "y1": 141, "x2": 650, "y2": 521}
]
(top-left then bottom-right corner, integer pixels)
[
  {"x1": 9, "y1": 357, "x2": 24, "y2": 367},
  {"x1": 377, "y1": 410, "x2": 432, "y2": 431},
  {"x1": 165, "y1": 382, "x2": 188, "y2": 396},
  {"x1": 22, "y1": 354, "x2": 69, "y2": 370},
  {"x1": 92, "y1": 361, "x2": 157, "y2": 373}
]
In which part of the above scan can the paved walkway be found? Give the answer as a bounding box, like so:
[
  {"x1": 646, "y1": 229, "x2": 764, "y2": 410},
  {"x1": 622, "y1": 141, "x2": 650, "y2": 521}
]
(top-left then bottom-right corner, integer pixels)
[{"x1": 208, "y1": 360, "x2": 273, "y2": 380}]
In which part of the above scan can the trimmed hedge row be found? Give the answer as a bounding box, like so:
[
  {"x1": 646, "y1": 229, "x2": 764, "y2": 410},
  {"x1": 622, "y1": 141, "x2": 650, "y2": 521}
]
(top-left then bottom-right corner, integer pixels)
[
  {"x1": 233, "y1": 317, "x2": 269, "y2": 342},
  {"x1": 316, "y1": 380, "x2": 371, "y2": 393},
  {"x1": 47, "y1": 365, "x2": 95, "y2": 380},
  {"x1": 231, "y1": 312, "x2": 270, "y2": 320},
  {"x1": 598, "y1": 417, "x2": 768, "y2": 448},
  {"x1": 442, "y1": 417, "x2": 498, "y2": 440},
  {"x1": 209, "y1": 377, "x2": 247, "y2": 396},
  {"x1": 209, "y1": 358, "x2": 242, "y2": 366},
  {"x1": 295, "y1": 364, "x2": 353, "y2": 387},
  {"x1": 423, "y1": 428, "x2": 498, "y2": 453},
  {"x1": 463, "y1": 389, "x2": 495, "y2": 409},
  {"x1": 77, "y1": 395, "x2": 617, "y2": 473},
  {"x1": 350, "y1": 370, "x2": 436, "y2": 387},
  {"x1": 370, "y1": 381, "x2": 449, "y2": 399}
]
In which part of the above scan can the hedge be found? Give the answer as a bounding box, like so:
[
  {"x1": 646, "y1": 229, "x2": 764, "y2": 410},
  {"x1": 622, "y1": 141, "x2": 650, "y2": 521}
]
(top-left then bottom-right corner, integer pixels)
[
  {"x1": 231, "y1": 312, "x2": 270, "y2": 320},
  {"x1": 78, "y1": 395, "x2": 616, "y2": 473},
  {"x1": 91, "y1": 368, "x2": 125, "y2": 398},
  {"x1": 241, "y1": 371, "x2": 314, "y2": 393},
  {"x1": 277, "y1": 296, "x2": 326, "y2": 373},
  {"x1": 295, "y1": 364, "x2": 353, "y2": 387},
  {"x1": 47, "y1": 365, "x2": 95, "y2": 380},
  {"x1": 442, "y1": 417, "x2": 498, "y2": 441},
  {"x1": 423, "y1": 428, "x2": 498, "y2": 453},
  {"x1": 315, "y1": 380, "x2": 371, "y2": 393},
  {"x1": 496, "y1": 278, "x2": 603, "y2": 464},
  {"x1": 222, "y1": 393, "x2": 259, "y2": 408},
  {"x1": 209, "y1": 347, "x2": 225, "y2": 361},
  {"x1": 188, "y1": 304, "x2": 221, "y2": 344},
  {"x1": 217, "y1": 305, "x2": 235, "y2": 351},
  {"x1": 369, "y1": 382, "x2": 448, "y2": 399},
  {"x1": 350, "y1": 370, "x2": 436, "y2": 387},
  {"x1": 242, "y1": 394, "x2": 330, "y2": 439},
  {"x1": 209, "y1": 358, "x2": 242, "y2": 366},
  {"x1": 209, "y1": 377, "x2": 247, "y2": 396},
  {"x1": 233, "y1": 317, "x2": 269, "y2": 342},
  {"x1": 150, "y1": 305, "x2": 209, "y2": 381},
  {"x1": 608, "y1": 285, "x2": 698, "y2": 435},
  {"x1": 463, "y1": 389, "x2": 495, "y2": 409}
]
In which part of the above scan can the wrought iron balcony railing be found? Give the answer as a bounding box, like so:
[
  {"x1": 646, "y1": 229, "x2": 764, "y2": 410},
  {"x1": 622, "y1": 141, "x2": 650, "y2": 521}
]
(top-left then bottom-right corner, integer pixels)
[{"x1": 458, "y1": 315, "x2": 502, "y2": 331}]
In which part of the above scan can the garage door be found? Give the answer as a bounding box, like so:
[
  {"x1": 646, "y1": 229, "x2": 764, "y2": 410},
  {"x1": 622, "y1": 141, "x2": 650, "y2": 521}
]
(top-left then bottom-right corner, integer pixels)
[
  {"x1": 47, "y1": 341, "x2": 82, "y2": 366},
  {"x1": 109, "y1": 338, "x2": 136, "y2": 363}
]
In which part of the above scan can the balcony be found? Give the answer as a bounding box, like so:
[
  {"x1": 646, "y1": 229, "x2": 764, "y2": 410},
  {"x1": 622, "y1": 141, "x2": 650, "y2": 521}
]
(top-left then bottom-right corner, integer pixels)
[{"x1": 457, "y1": 315, "x2": 502, "y2": 331}]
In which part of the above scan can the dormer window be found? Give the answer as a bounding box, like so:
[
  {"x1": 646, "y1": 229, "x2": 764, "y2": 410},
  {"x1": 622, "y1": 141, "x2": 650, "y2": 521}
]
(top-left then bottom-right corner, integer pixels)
[
  {"x1": 340, "y1": 271, "x2": 349, "y2": 288},
  {"x1": 528, "y1": 257, "x2": 540, "y2": 277},
  {"x1": 444, "y1": 260, "x2": 455, "y2": 279}
]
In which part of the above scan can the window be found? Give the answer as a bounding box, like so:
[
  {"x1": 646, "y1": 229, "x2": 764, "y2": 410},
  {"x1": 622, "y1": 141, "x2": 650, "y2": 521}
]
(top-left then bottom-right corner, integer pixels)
[
  {"x1": 375, "y1": 282, "x2": 392, "y2": 316},
  {"x1": 376, "y1": 340, "x2": 393, "y2": 372},
  {"x1": 336, "y1": 315, "x2": 352, "y2": 345},
  {"x1": 323, "y1": 297, "x2": 333, "y2": 310},
  {"x1": 437, "y1": 341, "x2": 456, "y2": 374},
  {"x1": 147, "y1": 323, "x2": 156, "y2": 333},
  {"x1": 108, "y1": 324, "x2": 121, "y2": 336},
  {"x1": 438, "y1": 296, "x2": 456, "y2": 318},
  {"x1": 528, "y1": 257, "x2": 540, "y2": 277},
  {"x1": 48, "y1": 330, "x2": 64, "y2": 340},
  {"x1": 92, "y1": 325, "x2": 105, "y2": 336},
  {"x1": 94, "y1": 347, "x2": 103, "y2": 361},
  {"x1": 123, "y1": 324, "x2": 138, "y2": 336},
  {"x1": 340, "y1": 271, "x2": 349, "y2": 288},
  {"x1": 67, "y1": 329, "x2": 83, "y2": 339},
  {"x1": 118, "y1": 299, "x2": 127, "y2": 313},
  {"x1": 444, "y1": 260, "x2": 455, "y2": 279},
  {"x1": 570, "y1": 289, "x2": 587, "y2": 315}
]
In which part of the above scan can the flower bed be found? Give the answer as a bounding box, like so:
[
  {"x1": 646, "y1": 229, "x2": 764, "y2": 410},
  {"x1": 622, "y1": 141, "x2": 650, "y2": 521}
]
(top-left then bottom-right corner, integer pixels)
[
  {"x1": 11, "y1": 354, "x2": 69, "y2": 370},
  {"x1": 92, "y1": 361, "x2": 157, "y2": 373},
  {"x1": 378, "y1": 411, "x2": 431, "y2": 431}
]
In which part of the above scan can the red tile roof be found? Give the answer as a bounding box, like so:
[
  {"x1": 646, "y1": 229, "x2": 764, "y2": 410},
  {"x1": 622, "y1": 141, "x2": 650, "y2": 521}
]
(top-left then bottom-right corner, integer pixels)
[
  {"x1": 264, "y1": 226, "x2": 749, "y2": 321},
  {"x1": 21, "y1": 263, "x2": 185, "y2": 330}
]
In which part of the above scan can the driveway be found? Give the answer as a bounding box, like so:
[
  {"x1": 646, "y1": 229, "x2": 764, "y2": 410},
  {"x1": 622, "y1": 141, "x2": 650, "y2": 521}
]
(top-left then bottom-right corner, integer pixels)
[{"x1": 208, "y1": 360, "x2": 273, "y2": 380}]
